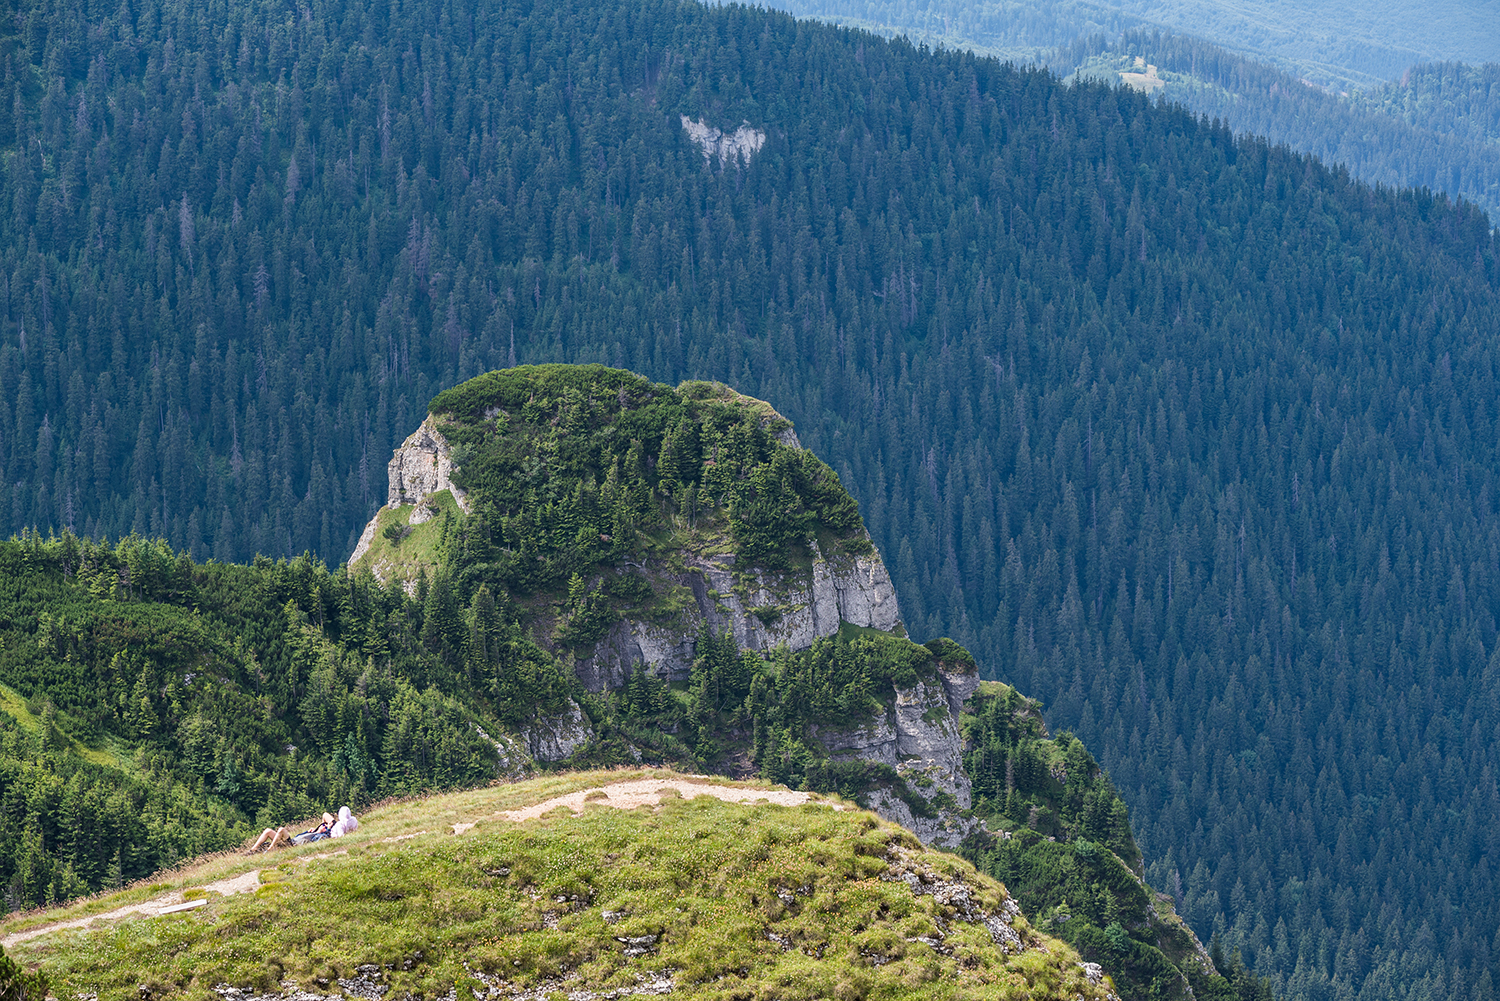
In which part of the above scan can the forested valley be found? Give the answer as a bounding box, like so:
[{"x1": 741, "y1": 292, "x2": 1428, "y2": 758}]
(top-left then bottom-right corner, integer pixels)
[{"x1": 0, "y1": 0, "x2": 1497, "y2": 999}]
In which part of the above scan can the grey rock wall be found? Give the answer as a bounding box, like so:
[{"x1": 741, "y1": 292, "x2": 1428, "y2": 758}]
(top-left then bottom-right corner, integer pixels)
[
  {"x1": 349, "y1": 414, "x2": 471, "y2": 566},
  {"x1": 811, "y1": 714, "x2": 899, "y2": 767},
  {"x1": 387, "y1": 414, "x2": 470, "y2": 521},
  {"x1": 865, "y1": 787, "x2": 980, "y2": 850},
  {"x1": 571, "y1": 540, "x2": 901, "y2": 691},
  {"x1": 810, "y1": 661, "x2": 983, "y2": 849},
  {"x1": 523, "y1": 700, "x2": 592, "y2": 763},
  {"x1": 680, "y1": 116, "x2": 767, "y2": 167}
]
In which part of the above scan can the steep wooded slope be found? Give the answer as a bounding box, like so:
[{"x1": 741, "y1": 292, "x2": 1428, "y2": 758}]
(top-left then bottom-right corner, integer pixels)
[
  {"x1": 1055, "y1": 33, "x2": 1500, "y2": 223},
  {"x1": 779, "y1": 0, "x2": 1500, "y2": 87},
  {"x1": 1358, "y1": 61, "x2": 1500, "y2": 149},
  {"x1": 0, "y1": 0, "x2": 1498, "y2": 999}
]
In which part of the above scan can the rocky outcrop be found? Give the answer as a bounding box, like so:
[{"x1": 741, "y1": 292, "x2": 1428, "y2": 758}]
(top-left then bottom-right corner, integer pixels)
[
  {"x1": 348, "y1": 516, "x2": 381, "y2": 568},
  {"x1": 474, "y1": 724, "x2": 532, "y2": 780},
  {"x1": 680, "y1": 116, "x2": 767, "y2": 167},
  {"x1": 866, "y1": 787, "x2": 979, "y2": 850},
  {"x1": 938, "y1": 663, "x2": 980, "y2": 720},
  {"x1": 811, "y1": 713, "x2": 898, "y2": 767},
  {"x1": 573, "y1": 540, "x2": 901, "y2": 690},
  {"x1": 811, "y1": 659, "x2": 982, "y2": 850},
  {"x1": 355, "y1": 405, "x2": 982, "y2": 850},
  {"x1": 882, "y1": 842, "x2": 1035, "y2": 955},
  {"x1": 350, "y1": 414, "x2": 471, "y2": 565},
  {"x1": 386, "y1": 414, "x2": 469, "y2": 521},
  {"x1": 523, "y1": 699, "x2": 591, "y2": 762},
  {"x1": 574, "y1": 618, "x2": 699, "y2": 692},
  {"x1": 893, "y1": 679, "x2": 971, "y2": 803}
]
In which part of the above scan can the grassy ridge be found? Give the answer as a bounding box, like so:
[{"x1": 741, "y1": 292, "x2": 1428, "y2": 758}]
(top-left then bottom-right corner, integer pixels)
[{"x1": 9, "y1": 771, "x2": 1117, "y2": 1001}]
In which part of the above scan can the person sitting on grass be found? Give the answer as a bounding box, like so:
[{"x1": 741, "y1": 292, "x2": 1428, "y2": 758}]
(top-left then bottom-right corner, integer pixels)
[
  {"x1": 249, "y1": 813, "x2": 330, "y2": 852},
  {"x1": 250, "y1": 807, "x2": 357, "y2": 851},
  {"x1": 330, "y1": 805, "x2": 359, "y2": 837}
]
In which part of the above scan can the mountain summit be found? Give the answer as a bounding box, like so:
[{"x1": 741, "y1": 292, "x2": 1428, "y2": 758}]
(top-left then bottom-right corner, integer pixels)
[{"x1": 328, "y1": 364, "x2": 1247, "y2": 1001}]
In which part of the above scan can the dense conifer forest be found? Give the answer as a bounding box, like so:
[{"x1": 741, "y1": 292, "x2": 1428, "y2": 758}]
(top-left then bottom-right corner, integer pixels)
[
  {"x1": 774, "y1": 1, "x2": 1500, "y2": 223},
  {"x1": 0, "y1": 0, "x2": 1497, "y2": 998},
  {"x1": 773, "y1": 0, "x2": 1500, "y2": 90},
  {"x1": 1359, "y1": 61, "x2": 1500, "y2": 151},
  {"x1": 1055, "y1": 33, "x2": 1500, "y2": 222}
]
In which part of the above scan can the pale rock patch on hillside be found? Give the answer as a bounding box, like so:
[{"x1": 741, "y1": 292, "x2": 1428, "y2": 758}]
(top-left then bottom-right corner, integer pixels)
[
  {"x1": 3, "y1": 870, "x2": 261, "y2": 950},
  {"x1": 680, "y1": 116, "x2": 766, "y2": 166}
]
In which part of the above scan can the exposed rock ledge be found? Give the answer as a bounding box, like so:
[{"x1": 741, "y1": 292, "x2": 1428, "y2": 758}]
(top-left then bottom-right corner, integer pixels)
[
  {"x1": 349, "y1": 414, "x2": 469, "y2": 565},
  {"x1": 681, "y1": 116, "x2": 766, "y2": 166},
  {"x1": 571, "y1": 540, "x2": 901, "y2": 691}
]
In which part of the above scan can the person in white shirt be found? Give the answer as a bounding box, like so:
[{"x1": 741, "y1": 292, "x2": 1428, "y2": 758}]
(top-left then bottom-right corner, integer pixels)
[
  {"x1": 330, "y1": 805, "x2": 359, "y2": 837},
  {"x1": 249, "y1": 806, "x2": 357, "y2": 851}
]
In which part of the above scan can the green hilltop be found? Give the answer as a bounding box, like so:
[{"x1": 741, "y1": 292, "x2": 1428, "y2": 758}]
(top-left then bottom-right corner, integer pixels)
[
  {"x1": 4, "y1": 771, "x2": 1116, "y2": 1001},
  {"x1": 361, "y1": 363, "x2": 866, "y2": 607}
]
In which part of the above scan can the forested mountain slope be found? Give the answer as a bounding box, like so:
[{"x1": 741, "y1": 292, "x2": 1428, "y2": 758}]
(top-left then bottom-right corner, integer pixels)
[
  {"x1": 1054, "y1": 33, "x2": 1500, "y2": 222},
  {"x1": 1357, "y1": 61, "x2": 1500, "y2": 149},
  {"x1": 1067, "y1": 0, "x2": 1497, "y2": 87},
  {"x1": 775, "y1": 0, "x2": 1500, "y2": 89},
  {"x1": 772, "y1": 2, "x2": 1500, "y2": 222},
  {"x1": 0, "y1": 0, "x2": 1497, "y2": 999},
  {"x1": 768, "y1": 0, "x2": 1151, "y2": 65}
]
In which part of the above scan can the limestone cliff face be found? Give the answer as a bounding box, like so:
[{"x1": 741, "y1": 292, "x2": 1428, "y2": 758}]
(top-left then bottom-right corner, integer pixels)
[
  {"x1": 680, "y1": 116, "x2": 767, "y2": 167},
  {"x1": 350, "y1": 415, "x2": 471, "y2": 566},
  {"x1": 571, "y1": 541, "x2": 901, "y2": 690},
  {"x1": 811, "y1": 660, "x2": 982, "y2": 849},
  {"x1": 387, "y1": 414, "x2": 470, "y2": 519},
  {"x1": 522, "y1": 700, "x2": 592, "y2": 763}
]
